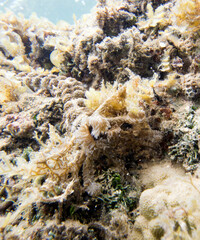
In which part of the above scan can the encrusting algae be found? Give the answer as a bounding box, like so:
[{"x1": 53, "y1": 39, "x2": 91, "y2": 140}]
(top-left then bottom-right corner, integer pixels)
[{"x1": 0, "y1": 0, "x2": 200, "y2": 239}]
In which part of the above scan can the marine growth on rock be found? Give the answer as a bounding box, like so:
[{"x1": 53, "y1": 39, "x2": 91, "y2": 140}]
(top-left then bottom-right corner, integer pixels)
[{"x1": 0, "y1": 0, "x2": 200, "y2": 239}]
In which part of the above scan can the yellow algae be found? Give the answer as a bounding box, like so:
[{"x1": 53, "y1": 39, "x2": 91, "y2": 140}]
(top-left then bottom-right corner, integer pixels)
[
  {"x1": 85, "y1": 81, "x2": 118, "y2": 110},
  {"x1": 86, "y1": 72, "x2": 156, "y2": 118},
  {"x1": 173, "y1": 0, "x2": 200, "y2": 33},
  {"x1": 0, "y1": 71, "x2": 29, "y2": 103}
]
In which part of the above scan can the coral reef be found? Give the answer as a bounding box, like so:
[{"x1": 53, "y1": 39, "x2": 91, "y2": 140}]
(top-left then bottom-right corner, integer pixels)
[{"x1": 0, "y1": 0, "x2": 200, "y2": 239}]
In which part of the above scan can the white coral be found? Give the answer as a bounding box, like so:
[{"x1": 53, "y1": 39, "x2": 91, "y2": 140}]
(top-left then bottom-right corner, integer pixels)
[{"x1": 133, "y1": 163, "x2": 200, "y2": 239}]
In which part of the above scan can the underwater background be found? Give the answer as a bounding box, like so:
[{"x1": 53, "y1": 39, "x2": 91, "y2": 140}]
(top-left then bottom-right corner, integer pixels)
[
  {"x1": 0, "y1": 0, "x2": 96, "y2": 24},
  {"x1": 1, "y1": 0, "x2": 200, "y2": 239}
]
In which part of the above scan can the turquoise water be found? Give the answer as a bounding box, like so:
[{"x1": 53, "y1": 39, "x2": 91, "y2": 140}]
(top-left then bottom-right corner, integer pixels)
[{"x1": 0, "y1": 0, "x2": 96, "y2": 24}]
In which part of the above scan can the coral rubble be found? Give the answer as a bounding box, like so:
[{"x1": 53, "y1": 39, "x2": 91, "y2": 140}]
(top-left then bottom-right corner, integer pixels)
[{"x1": 0, "y1": 0, "x2": 200, "y2": 239}]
